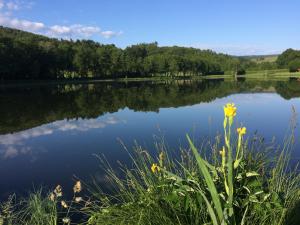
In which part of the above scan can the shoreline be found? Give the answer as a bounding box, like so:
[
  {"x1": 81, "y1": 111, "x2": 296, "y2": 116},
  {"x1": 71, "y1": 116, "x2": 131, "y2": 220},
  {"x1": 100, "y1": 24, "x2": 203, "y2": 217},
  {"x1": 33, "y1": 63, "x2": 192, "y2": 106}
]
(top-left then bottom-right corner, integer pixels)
[{"x1": 1, "y1": 72, "x2": 300, "y2": 87}]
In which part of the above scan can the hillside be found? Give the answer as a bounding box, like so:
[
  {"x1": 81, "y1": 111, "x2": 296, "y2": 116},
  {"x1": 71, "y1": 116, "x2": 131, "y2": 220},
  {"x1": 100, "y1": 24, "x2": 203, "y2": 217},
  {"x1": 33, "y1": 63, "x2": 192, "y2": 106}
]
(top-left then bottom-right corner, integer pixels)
[
  {"x1": 245, "y1": 55, "x2": 278, "y2": 63},
  {"x1": 0, "y1": 26, "x2": 288, "y2": 80}
]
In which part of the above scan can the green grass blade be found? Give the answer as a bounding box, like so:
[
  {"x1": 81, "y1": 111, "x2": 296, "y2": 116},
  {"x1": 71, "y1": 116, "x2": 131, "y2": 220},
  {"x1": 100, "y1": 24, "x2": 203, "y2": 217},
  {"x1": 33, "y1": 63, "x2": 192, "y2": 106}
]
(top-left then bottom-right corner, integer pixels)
[
  {"x1": 198, "y1": 190, "x2": 220, "y2": 225},
  {"x1": 187, "y1": 134, "x2": 223, "y2": 223}
]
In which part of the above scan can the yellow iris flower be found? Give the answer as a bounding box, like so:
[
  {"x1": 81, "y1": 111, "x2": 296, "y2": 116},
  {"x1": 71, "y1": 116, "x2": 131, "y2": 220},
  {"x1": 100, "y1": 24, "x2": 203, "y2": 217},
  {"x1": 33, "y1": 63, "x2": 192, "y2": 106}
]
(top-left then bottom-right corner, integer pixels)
[
  {"x1": 224, "y1": 103, "x2": 237, "y2": 118},
  {"x1": 151, "y1": 163, "x2": 160, "y2": 173},
  {"x1": 237, "y1": 127, "x2": 246, "y2": 135}
]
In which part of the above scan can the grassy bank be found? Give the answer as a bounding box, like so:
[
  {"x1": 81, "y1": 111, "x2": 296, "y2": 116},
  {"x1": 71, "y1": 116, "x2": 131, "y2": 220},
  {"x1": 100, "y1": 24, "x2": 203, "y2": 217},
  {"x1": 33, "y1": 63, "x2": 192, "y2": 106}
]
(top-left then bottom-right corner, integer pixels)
[
  {"x1": 1, "y1": 69, "x2": 300, "y2": 87},
  {"x1": 1, "y1": 104, "x2": 299, "y2": 225}
]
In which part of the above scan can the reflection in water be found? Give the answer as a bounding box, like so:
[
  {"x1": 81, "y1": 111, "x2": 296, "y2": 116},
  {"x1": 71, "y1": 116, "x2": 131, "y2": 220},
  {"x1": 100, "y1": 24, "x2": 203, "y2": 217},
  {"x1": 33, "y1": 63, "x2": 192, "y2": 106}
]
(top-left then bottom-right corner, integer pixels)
[
  {"x1": 0, "y1": 79, "x2": 300, "y2": 200},
  {"x1": 0, "y1": 116, "x2": 123, "y2": 159},
  {"x1": 1, "y1": 79, "x2": 300, "y2": 134}
]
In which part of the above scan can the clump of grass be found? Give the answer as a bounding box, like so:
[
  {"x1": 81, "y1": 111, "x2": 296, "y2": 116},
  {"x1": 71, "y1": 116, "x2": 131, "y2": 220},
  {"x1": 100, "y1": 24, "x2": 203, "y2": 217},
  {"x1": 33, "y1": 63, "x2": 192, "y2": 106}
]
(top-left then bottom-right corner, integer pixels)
[
  {"x1": 18, "y1": 190, "x2": 58, "y2": 225},
  {"x1": 0, "y1": 195, "x2": 17, "y2": 225},
  {"x1": 86, "y1": 103, "x2": 300, "y2": 225},
  {"x1": 0, "y1": 181, "x2": 88, "y2": 225}
]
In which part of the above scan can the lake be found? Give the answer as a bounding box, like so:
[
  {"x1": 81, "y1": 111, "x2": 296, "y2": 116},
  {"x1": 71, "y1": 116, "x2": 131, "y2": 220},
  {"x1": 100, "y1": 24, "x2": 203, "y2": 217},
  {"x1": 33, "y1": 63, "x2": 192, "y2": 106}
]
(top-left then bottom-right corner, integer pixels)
[{"x1": 0, "y1": 79, "x2": 300, "y2": 200}]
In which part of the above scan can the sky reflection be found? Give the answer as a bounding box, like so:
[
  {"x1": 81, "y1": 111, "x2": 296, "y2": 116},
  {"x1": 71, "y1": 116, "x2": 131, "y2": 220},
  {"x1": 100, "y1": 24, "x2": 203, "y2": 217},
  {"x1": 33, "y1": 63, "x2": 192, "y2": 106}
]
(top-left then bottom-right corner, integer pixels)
[{"x1": 0, "y1": 116, "x2": 124, "y2": 160}]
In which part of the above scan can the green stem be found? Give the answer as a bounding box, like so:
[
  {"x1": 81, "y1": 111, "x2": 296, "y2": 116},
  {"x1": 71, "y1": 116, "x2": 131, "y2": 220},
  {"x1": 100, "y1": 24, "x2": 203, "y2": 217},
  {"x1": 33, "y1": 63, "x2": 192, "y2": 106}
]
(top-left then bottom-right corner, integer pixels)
[
  {"x1": 227, "y1": 117, "x2": 234, "y2": 220},
  {"x1": 235, "y1": 135, "x2": 242, "y2": 161}
]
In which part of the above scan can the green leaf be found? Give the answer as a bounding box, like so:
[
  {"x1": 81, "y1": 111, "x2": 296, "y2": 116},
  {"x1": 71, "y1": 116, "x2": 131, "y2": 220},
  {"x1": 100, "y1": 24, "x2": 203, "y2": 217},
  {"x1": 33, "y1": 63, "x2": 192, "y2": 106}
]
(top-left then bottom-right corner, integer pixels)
[
  {"x1": 187, "y1": 134, "x2": 223, "y2": 224},
  {"x1": 198, "y1": 189, "x2": 220, "y2": 225},
  {"x1": 246, "y1": 172, "x2": 260, "y2": 177},
  {"x1": 240, "y1": 206, "x2": 248, "y2": 225}
]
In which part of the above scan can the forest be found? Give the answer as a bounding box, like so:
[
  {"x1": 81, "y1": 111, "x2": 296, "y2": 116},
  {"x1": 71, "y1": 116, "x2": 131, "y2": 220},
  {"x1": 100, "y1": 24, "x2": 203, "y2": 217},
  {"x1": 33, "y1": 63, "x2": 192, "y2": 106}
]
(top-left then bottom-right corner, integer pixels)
[
  {"x1": 277, "y1": 48, "x2": 300, "y2": 72},
  {"x1": 0, "y1": 26, "x2": 299, "y2": 80}
]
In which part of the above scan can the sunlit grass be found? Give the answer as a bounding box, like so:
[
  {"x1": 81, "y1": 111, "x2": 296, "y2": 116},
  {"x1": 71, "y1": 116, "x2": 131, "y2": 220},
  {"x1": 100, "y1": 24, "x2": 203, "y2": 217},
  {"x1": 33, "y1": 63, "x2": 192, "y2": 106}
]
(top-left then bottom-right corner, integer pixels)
[{"x1": 86, "y1": 103, "x2": 300, "y2": 225}]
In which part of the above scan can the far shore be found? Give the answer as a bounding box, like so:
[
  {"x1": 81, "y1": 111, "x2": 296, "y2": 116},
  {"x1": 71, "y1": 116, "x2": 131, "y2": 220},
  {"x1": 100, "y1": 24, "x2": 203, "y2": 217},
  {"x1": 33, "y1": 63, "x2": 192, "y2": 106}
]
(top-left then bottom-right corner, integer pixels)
[{"x1": 1, "y1": 70, "x2": 300, "y2": 87}]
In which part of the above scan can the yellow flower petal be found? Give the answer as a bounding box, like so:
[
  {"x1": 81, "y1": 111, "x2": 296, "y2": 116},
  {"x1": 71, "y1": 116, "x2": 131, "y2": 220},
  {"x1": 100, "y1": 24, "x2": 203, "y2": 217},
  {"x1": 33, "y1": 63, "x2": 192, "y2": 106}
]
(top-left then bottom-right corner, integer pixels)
[
  {"x1": 151, "y1": 163, "x2": 160, "y2": 173},
  {"x1": 224, "y1": 103, "x2": 237, "y2": 118},
  {"x1": 237, "y1": 127, "x2": 246, "y2": 135}
]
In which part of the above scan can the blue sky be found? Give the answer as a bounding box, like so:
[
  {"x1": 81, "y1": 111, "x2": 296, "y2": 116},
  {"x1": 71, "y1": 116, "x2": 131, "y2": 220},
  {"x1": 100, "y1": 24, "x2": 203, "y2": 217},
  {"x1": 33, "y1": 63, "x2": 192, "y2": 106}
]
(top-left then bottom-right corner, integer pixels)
[{"x1": 0, "y1": 0, "x2": 299, "y2": 55}]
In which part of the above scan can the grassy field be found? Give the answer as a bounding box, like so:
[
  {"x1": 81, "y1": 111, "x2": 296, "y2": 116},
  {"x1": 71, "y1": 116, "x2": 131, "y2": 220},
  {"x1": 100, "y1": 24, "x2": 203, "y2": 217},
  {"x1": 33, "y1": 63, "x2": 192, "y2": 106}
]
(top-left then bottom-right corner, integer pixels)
[
  {"x1": 244, "y1": 69, "x2": 300, "y2": 79},
  {"x1": 240, "y1": 54, "x2": 279, "y2": 63},
  {"x1": 203, "y1": 69, "x2": 300, "y2": 81},
  {"x1": 149, "y1": 69, "x2": 300, "y2": 80},
  {"x1": 251, "y1": 55, "x2": 278, "y2": 63}
]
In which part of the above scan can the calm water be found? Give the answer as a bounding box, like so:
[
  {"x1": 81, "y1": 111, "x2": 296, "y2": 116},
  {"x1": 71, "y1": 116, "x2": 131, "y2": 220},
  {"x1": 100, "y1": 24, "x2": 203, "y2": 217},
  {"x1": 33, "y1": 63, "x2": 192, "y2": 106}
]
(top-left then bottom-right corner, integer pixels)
[{"x1": 0, "y1": 79, "x2": 300, "y2": 200}]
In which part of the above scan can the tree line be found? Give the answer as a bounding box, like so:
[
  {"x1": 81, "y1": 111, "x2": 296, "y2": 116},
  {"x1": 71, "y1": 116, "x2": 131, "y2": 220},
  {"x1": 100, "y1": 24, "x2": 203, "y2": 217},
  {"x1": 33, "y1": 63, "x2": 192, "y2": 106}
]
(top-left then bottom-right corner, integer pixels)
[
  {"x1": 0, "y1": 26, "x2": 298, "y2": 80},
  {"x1": 276, "y1": 48, "x2": 300, "y2": 72}
]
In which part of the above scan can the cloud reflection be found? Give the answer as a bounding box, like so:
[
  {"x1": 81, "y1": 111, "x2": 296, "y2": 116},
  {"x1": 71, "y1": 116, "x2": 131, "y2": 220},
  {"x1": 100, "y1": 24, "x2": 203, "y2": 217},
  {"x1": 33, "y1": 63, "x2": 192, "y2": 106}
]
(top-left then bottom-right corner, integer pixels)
[
  {"x1": 0, "y1": 116, "x2": 124, "y2": 160},
  {"x1": 57, "y1": 116, "x2": 120, "y2": 132}
]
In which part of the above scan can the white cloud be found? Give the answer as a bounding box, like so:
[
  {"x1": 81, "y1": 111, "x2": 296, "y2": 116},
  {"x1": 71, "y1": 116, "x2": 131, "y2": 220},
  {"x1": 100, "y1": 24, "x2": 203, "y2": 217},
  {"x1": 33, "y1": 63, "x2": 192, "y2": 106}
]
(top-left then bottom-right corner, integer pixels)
[
  {"x1": 0, "y1": 116, "x2": 122, "y2": 145},
  {"x1": 0, "y1": 127, "x2": 53, "y2": 146},
  {"x1": 1, "y1": 0, "x2": 34, "y2": 11},
  {"x1": 0, "y1": 0, "x2": 122, "y2": 39},
  {"x1": 48, "y1": 25, "x2": 123, "y2": 39},
  {"x1": 3, "y1": 146, "x2": 18, "y2": 158},
  {"x1": 0, "y1": 15, "x2": 122, "y2": 39},
  {"x1": 0, "y1": 0, "x2": 45, "y2": 32},
  {"x1": 101, "y1": 30, "x2": 123, "y2": 39},
  {"x1": 48, "y1": 24, "x2": 103, "y2": 38},
  {"x1": 74, "y1": 25, "x2": 101, "y2": 37},
  {"x1": 49, "y1": 25, "x2": 71, "y2": 35},
  {"x1": 0, "y1": 0, "x2": 4, "y2": 9},
  {"x1": 55, "y1": 116, "x2": 121, "y2": 131},
  {"x1": 0, "y1": 116, "x2": 124, "y2": 159},
  {"x1": 2, "y1": 146, "x2": 33, "y2": 159},
  {"x1": 6, "y1": 1, "x2": 19, "y2": 10},
  {"x1": 10, "y1": 17, "x2": 44, "y2": 31}
]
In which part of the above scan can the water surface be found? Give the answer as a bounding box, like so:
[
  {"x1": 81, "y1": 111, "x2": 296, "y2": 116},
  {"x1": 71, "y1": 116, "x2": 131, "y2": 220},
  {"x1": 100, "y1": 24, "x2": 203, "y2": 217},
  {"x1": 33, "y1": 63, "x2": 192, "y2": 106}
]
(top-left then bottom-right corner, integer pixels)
[{"x1": 0, "y1": 79, "x2": 299, "y2": 199}]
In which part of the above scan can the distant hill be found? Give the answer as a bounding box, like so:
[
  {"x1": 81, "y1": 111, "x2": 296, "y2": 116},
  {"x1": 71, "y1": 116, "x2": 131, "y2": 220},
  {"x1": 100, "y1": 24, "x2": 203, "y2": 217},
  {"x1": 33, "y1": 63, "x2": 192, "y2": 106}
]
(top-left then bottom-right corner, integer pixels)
[
  {"x1": 0, "y1": 26, "x2": 242, "y2": 80},
  {"x1": 0, "y1": 26, "x2": 53, "y2": 41}
]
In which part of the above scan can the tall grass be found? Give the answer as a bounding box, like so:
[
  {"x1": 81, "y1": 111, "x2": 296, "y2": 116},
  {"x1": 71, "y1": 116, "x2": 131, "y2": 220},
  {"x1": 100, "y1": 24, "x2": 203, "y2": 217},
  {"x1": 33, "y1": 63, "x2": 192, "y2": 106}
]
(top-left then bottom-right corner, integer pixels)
[
  {"x1": 0, "y1": 184, "x2": 87, "y2": 225},
  {"x1": 0, "y1": 190, "x2": 57, "y2": 225},
  {"x1": 19, "y1": 190, "x2": 58, "y2": 225},
  {"x1": 86, "y1": 103, "x2": 300, "y2": 225}
]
